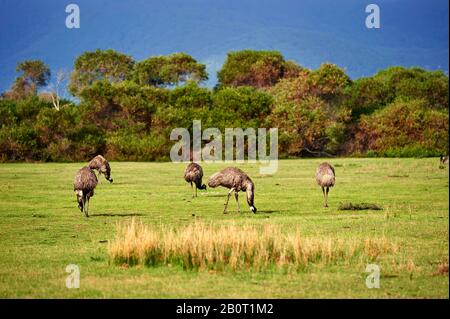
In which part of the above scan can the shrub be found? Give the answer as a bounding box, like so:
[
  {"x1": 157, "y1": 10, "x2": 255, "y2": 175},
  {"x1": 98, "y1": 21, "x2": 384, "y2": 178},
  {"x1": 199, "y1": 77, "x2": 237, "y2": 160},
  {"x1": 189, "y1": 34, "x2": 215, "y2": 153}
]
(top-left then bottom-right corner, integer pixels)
[
  {"x1": 352, "y1": 99, "x2": 448, "y2": 157},
  {"x1": 267, "y1": 75, "x2": 351, "y2": 156},
  {"x1": 210, "y1": 86, "x2": 272, "y2": 129},
  {"x1": 373, "y1": 67, "x2": 448, "y2": 109},
  {"x1": 344, "y1": 77, "x2": 394, "y2": 118},
  {"x1": 105, "y1": 129, "x2": 169, "y2": 161}
]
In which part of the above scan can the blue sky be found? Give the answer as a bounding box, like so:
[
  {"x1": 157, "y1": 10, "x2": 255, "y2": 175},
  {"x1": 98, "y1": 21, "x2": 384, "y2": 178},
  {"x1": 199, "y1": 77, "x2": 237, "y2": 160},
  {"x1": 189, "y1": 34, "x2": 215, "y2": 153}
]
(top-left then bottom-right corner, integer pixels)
[{"x1": 0, "y1": 0, "x2": 448, "y2": 92}]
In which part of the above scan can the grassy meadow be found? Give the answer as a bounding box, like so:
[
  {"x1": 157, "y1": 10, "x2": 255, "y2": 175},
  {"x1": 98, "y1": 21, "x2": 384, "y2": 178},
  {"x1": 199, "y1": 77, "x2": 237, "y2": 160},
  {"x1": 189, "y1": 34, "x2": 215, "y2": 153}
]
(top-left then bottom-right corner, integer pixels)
[{"x1": 0, "y1": 158, "x2": 448, "y2": 298}]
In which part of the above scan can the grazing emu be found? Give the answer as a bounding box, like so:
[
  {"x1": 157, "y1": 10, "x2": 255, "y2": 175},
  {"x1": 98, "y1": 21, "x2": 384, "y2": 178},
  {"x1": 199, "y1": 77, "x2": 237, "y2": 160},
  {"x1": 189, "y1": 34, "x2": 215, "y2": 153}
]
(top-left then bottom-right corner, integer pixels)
[
  {"x1": 89, "y1": 155, "x2": 113, "y2": 183},
  {"x1": 316, "y1": 162, "x2": 336, "y2": 207},
  {"x1": 184, "y1": 162, "x2": 206, "y2": 198},
  {"x1": 73, "y1": 166, "x2": 98, "y2": 217},
  {"x1": 440, "y1": 155, "x2": 449, "y2": 166},
  {"x1": 207, "y1": 167, "x2": 256, "y2": 214}
]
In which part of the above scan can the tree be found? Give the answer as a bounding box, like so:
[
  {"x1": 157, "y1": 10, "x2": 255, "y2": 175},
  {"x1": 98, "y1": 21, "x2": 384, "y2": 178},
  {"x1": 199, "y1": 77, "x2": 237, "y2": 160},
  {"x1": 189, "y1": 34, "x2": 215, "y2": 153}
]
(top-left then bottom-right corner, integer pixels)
[
  {"x1": 267, "y1": 89, "x2": 350, "y2": 156},
  {"x1": 7, "y1": 76, "x2": 34, "y2": 100},
  {"x1": 69, "y1": 49, "x2": 135, "y2": 96},
  {"x1": 5, "y1": 60, "x2": 50, "y2": 100},
  {"x1": 16, "y1": 60, "x2": 51, "y2": 93},
  {"x1": 266, "y1": 65, "x2": 351, "y2": 156},
  {"x1": 131, "y1": 53, "x2": 207, "y2": 87},
  {"x1": 306, "y1": 63, "x2": 351, "y2": 102},
  {"x1": 217, "y1": 50, "x2": 301, "y2": 88}
]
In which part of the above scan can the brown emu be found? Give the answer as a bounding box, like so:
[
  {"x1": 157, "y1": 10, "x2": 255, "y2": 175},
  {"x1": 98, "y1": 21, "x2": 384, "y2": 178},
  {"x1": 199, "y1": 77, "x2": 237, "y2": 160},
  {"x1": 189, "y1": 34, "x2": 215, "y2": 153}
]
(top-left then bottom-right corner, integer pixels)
[
  {"x1": 184, "y1": 162, "x2": 206, "y2": 198},
  {"x1": 440, "y1": 155, "x2": 449, "y2": 166},
  {"x1": 89, "y1": 155, "x2": 113, "y2": 183},
  {"x1": 73, "y1": 166, "x2": 98, "y2": 217},
  {"x1": 315, "y1": 162, "x2": 335, "y2": 207},
  {"x1": 207, "y1": 167, "x2": 256, "y2": 214}
]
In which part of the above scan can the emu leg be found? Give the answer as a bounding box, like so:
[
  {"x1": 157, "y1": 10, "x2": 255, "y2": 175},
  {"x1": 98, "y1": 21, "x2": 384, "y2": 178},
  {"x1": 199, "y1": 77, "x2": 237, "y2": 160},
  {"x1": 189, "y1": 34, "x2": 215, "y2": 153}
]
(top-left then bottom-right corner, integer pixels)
[
  {"x1": 224, "y1": 188, "x2": 234, "y2": 214},
  {"x1": 325, "y1": 187, "x2": 329, "y2": 208},
  {"x1": 84, "y1": 196, "x2": 89, "y2": 217},
  {"x1": 77, "y1": 195, "x2": 83, "y2": 212},
  {"x1": 234, "y1": 192, "x2": 241, "y2": 213},
  {"x1": 81, "y1": 196, "x2": 86, "y2": 217},
  {"x1": 195, "y1": 184, "x2": 197, "y2": 198},
  {"x1": 190, "y1": 182, "x2": 194, "y2": 198},
  {"x1": 322, "y1": 186, "x2": 326, "y2": 207}
]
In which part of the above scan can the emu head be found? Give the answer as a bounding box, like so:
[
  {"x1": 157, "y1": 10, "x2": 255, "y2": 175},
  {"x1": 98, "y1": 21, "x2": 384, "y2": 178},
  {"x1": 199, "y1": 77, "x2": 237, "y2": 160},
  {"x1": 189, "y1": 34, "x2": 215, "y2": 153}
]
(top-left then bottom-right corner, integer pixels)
[
  {"x1": 100, "y1": 165, "x2": 113, "y2": 183},
  {"x1": 244, "y1": 180, "x2": 257, "y2": 214},
  {"x1": 195, "y1": 180, "x2": 206, "y2": 190}
]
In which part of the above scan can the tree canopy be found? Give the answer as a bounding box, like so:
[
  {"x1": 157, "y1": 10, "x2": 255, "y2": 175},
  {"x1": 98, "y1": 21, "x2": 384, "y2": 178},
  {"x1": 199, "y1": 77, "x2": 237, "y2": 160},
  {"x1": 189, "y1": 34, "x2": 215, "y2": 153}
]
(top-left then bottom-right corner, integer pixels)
[
  {"x1": 217, "y1": 50, "x2": 302, "y2": 88},
  {"x1": 131, "y1": 53, "x2": 208, "y2": 87},
  {"x1": 4, "y1": 60, "x2": 51, "y2": 100},
  {"x1": 68, "y1": 49, "x2": 135, "y2": 96}
]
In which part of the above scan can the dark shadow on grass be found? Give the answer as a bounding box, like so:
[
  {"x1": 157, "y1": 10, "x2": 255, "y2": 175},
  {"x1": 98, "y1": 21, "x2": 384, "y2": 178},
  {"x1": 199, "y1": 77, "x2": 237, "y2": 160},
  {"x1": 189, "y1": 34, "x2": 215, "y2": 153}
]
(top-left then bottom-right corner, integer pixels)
[
  {"x1": 338, "y1": 202, "x2": 382, "y2": 211},
  {"x1": 90, "y1": 213, "x2": 143, "y2": 217},
  {"x1": 203, "y1": 194, "x2": 226, "y2": 198},
  {"x1": 257, "y1": 210, "x2": 276, "y2": 214},
  {"x1": 223, "y1": 210, "x2": 278, "y2": 214}
]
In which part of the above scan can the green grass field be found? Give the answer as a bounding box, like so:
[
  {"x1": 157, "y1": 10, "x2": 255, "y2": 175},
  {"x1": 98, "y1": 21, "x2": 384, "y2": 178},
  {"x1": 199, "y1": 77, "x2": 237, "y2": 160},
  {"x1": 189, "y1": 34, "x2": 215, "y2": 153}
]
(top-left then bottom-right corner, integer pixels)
[{"x1": 0, "y1": 158, "x2": 448, "y2": 298}]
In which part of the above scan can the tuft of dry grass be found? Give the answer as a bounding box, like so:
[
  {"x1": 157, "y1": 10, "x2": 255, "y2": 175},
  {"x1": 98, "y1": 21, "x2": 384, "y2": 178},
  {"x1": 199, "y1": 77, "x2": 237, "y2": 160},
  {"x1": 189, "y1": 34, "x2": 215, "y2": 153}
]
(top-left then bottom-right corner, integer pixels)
[{"x1": 108, "y1": 219, "x2": 397, "y2": 271}]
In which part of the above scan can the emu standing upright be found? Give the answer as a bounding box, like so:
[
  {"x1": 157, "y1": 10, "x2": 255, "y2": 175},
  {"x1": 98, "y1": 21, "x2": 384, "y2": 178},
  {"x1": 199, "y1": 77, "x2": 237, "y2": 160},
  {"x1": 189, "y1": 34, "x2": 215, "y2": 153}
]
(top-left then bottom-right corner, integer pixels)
[
  {"x1": 315, "y1": 162, "x2": 335, "y2": 207},
  {"x1": 184, "y1": 162, "x2": 206, "y2": 198},
  {"x1": 89, "y1": 155, "x2": 113, "y2": 183},
  {"x1": 207, "y1": 167, "x2": 256, "y2": 214},
  {"x1": 74, "y1": 166, "x2": 98, "y2": 217}
]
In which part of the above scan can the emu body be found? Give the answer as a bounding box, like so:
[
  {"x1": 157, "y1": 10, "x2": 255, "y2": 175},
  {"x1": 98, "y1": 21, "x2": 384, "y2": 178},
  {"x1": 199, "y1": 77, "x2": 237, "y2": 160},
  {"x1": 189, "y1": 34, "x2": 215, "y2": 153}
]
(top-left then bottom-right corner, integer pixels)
[
  {"x1": 184, "y1": 162, "x2": 206, "y2": 198},
  {"x1": 208, "y1": 167, "x2": 256, "y2": 213},
  {"x1": 315, "y1": 162, "x2": 335, "y2": 207},
  {"x1": 440, "y1": 155, "x2": 449, "y2": 166},
  {"x1": 74, "y1": 166, "x2": 98, "y2": 217},
  {"x1": 89, "y1": 155, "x2": 113, "y2": 183}
]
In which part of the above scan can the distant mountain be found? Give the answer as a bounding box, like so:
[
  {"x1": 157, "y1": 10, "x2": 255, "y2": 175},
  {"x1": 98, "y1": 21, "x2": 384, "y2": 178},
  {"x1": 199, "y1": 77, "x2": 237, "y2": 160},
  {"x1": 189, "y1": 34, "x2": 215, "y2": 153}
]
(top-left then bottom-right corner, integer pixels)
[{"x1": 0, "y1": 0, "x2": 448, "y2": 93}]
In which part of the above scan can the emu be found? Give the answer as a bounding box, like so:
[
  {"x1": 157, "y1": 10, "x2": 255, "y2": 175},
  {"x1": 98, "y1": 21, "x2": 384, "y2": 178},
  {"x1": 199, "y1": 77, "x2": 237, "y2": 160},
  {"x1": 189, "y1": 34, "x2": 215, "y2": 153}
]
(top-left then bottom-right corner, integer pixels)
[
  {"x1": 184, "y1": 162, "x2": 206, "y2": 198},
  {"x1": 440, "y1": 155, "x2": 449, "y2": 166},
  {"x1": 207, "y1": 167, "x2": 256, "y2": 214},
  {"x1": 315, "y1": 162, "x2": 335, "y2": 207},
  {"x1": 89, "y1": 155, "x2": 113, "y2": 183},
  {"x1": 73, "y1": 166, "x2": 98, "y2": 217}
]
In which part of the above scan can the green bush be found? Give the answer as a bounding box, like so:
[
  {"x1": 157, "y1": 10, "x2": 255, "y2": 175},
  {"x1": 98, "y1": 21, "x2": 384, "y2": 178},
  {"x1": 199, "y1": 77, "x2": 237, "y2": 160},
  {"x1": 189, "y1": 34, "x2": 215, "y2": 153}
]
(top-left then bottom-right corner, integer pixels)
[
  {"x1": 210, "y1": 86, "x2": 272, "y2": 129},
  {"x1": 353, "y1": 99, "x2": 448, "y2": 157},
  {"x1": 106, "y1": 129, "x2": 169, "y2": 161}
]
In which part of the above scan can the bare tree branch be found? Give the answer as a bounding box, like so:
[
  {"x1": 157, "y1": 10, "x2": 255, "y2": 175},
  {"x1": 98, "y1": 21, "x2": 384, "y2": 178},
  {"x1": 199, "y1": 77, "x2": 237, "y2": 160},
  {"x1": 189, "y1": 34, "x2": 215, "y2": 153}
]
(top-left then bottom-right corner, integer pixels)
[{"x1": 48, "y1": 69, "x2": 69, "y2": 110}]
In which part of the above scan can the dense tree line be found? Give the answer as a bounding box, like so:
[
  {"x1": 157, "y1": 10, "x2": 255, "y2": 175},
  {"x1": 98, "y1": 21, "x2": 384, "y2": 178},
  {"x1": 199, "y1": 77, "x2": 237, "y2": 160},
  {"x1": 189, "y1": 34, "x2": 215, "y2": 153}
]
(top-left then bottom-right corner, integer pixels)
[{"x1": 0, "y1": 49, "x2": 448, "y2": 162}]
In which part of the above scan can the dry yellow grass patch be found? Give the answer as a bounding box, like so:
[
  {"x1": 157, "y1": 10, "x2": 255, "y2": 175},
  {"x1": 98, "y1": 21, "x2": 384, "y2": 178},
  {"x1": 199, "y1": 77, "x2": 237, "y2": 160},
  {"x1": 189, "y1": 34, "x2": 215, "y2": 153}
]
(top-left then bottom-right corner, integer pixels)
[{"x1": 108, "y1": 218, "x2": 398, "y2": 271}]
